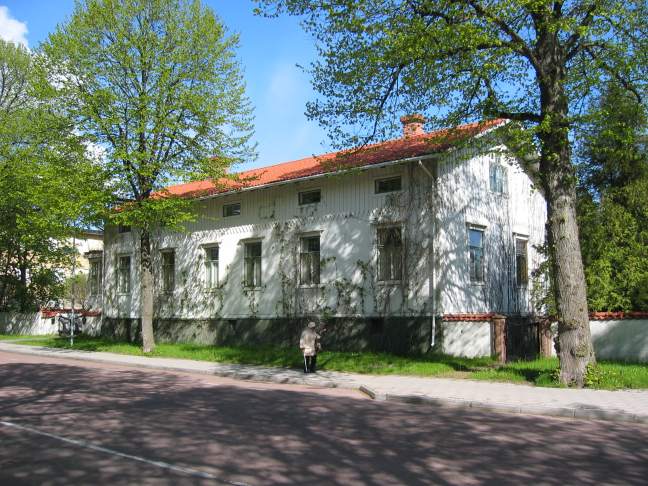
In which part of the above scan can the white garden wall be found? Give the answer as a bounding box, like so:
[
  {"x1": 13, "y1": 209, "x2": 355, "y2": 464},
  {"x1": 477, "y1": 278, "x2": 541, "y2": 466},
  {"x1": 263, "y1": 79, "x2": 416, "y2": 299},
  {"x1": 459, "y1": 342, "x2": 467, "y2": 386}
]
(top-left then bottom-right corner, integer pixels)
[
  {"x1": 548, "y1": 319, "x2": 648, "y2": 363},
  {"x1": 441, "y1": 320, "x2": 492, "y2": 358},
  {"x1": 0, "y1": 312, "x2": 57, "y2": 335},
  {"x1": 590, "y1": 319, "x2": 648, "y2": 362}
]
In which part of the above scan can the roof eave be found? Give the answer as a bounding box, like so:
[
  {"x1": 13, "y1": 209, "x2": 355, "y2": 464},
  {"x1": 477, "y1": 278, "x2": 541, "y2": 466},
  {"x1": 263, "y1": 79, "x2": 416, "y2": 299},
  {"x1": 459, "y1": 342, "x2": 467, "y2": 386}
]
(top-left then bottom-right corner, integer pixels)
[{"x1": 193, "y1": 151, "x2": 442, "y2": 202}]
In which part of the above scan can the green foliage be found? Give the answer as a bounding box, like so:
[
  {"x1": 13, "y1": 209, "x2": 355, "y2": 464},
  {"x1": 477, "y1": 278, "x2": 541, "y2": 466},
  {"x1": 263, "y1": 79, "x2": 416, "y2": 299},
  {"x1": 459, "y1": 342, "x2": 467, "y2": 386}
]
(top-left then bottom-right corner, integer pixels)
[
  {"x1": 41, "y1": 0, "x2": 256, "y2": 229},
  {"x1": 583, "y1": 362, "x2": 606, "y2": 388},
  {"x1": 41, "y1": 0, "x2": 256, "y2": 351},
  {"x1": 255, "y1": 0, "x2": 646, "y2": 149},
  {"x1": 529, "y1": 243, "x2": 557, "y2": 315},
  {"x1": 0, "y1": 39, "x2": 108, "y2": 311},
  {"x1": 577, "y1": 84, "x2": 648, "y2": 311}
]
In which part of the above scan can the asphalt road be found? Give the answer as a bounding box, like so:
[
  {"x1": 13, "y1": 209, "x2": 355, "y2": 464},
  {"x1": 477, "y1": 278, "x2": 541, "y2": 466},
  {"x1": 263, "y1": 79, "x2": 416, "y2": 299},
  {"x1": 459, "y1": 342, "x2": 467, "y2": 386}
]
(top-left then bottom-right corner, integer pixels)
[{"x1": 1, "y1": 351, "x2": 647, "y2": 485}]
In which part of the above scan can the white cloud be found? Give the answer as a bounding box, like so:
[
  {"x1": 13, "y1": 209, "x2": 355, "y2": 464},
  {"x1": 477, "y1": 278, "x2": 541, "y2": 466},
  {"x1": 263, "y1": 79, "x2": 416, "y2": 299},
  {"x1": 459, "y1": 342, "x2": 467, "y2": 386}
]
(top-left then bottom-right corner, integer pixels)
[{"x1": 0, "y1": 6, "x2": 28, "y2": 47}]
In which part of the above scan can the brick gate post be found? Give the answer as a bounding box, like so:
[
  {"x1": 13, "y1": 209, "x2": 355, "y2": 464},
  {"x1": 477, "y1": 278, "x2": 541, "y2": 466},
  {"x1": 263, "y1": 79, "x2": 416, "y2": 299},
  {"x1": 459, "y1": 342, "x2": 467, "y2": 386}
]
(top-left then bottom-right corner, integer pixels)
[
  {"x1": 491, "y1": 314, "x2": 506, "y2": 363},
  {"x1": 538, "y1": 318, "x2": 553, "y2": 357}
]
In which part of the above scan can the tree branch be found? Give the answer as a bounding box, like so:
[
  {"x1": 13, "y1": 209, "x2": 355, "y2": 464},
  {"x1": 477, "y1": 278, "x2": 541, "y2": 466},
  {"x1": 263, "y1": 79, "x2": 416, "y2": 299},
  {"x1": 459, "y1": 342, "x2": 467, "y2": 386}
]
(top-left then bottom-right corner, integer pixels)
[
  {"x1": 493, "y1": 111, "x2": 542, "y2": 122},
  {"x1": 584, "y1": 46, "x2": 643, "y2": 104},
  {"x1": 565, "y1": 3, "x2": 598, "y2": 60},
  {"x1": 466, "y1": 0, "x2": 543, "y2": 74}
]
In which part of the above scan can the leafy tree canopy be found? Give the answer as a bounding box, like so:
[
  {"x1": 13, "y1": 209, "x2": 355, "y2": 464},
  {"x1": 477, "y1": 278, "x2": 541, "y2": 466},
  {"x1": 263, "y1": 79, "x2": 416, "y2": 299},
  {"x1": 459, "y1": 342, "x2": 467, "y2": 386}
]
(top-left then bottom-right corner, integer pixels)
[
  {"x1": 0, "y1": 39, "x2": 108, "y2": 311},
  {"x1": 42, "y1": 0, "x2": 256, "y2": 352},
  {"x1": 256, "y1": 0, "x2": 646, "y2": 151},
  {"x1": 255, "y1": 0, "x2": 647, "y2": 386},
  {"x1": 577, "y1": 84, "x2": 648, "y2": 311},
  {"x1": 43, "y1": 0, "x2": 255, "y2": 230}
]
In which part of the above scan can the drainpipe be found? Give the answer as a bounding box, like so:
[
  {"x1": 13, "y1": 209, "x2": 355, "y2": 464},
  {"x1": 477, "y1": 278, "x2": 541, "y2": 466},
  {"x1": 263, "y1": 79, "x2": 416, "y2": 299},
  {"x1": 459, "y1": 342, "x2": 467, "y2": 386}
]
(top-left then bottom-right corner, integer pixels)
[{"x1": 418, "y1": 159, "x2": 437, "y2": 349}]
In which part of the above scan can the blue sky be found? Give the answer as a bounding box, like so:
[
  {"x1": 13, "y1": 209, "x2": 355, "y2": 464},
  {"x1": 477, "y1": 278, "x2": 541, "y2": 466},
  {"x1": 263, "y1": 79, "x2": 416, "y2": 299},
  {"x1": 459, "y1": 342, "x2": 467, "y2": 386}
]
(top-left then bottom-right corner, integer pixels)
[{"x1": 0, "y1": 0, "x2": 331, "y2": 171}]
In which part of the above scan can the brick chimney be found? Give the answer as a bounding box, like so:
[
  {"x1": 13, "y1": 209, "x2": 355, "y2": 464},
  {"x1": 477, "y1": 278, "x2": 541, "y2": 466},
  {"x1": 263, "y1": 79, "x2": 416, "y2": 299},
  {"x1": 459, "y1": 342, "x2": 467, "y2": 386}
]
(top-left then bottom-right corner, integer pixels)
[{"x1": 400, "y1": 114, "x2": 426, "y2": 137}]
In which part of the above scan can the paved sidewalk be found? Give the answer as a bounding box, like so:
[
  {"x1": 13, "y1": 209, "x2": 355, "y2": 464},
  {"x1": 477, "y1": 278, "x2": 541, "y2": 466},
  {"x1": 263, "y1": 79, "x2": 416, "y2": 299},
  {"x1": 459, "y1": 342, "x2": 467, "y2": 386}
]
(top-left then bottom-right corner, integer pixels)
[{"x1": 1, "y1": 341, "x2": 647, "y2": 424}]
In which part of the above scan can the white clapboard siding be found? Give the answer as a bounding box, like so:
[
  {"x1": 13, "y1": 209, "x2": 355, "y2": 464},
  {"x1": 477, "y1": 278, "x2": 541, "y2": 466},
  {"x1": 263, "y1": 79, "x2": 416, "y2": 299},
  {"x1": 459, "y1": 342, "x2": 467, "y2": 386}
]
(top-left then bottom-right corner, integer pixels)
[{"x1": 101, "y1": 142, "x2": 546, "y2": 320}]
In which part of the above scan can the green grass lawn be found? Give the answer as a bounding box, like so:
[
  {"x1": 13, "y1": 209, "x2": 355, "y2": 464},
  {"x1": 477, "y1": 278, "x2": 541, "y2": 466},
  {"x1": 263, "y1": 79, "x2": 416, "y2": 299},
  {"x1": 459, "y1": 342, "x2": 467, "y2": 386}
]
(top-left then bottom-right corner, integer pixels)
[
  {"x1": 14, "y1": 336, "x2": 648, "y2": 390},
  {"x1": 0, "y1": 334, "x2": 56, "y2": 340}
]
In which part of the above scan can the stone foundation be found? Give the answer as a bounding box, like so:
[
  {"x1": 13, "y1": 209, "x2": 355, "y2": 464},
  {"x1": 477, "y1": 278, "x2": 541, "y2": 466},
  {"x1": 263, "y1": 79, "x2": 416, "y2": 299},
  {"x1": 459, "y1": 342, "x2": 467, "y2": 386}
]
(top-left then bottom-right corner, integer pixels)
[{"x1": 102, "y1": 316, "x2": 440, "y2": 355}]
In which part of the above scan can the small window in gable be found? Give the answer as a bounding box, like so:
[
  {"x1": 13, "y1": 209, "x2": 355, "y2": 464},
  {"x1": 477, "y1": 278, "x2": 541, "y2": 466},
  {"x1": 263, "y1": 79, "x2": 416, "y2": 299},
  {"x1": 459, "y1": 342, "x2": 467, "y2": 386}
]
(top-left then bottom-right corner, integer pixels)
[
  {"x1": 375, "y1": 176, "x2": 402, "y2": 194},
  {"x1": 223, "y1": 202, "x2": 241, "y2": 217},
  {"x1": 299, "y1": 189, "x2": 321, "y2": 205},
  {"x1": 489, "y1": 163, "x2": 508, "y2": 195}
]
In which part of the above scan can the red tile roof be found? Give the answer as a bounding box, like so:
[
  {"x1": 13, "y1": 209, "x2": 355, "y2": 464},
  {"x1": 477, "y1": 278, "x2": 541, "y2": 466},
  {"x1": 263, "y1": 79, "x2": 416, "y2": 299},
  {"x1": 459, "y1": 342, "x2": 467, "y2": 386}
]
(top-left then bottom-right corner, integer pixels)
[
  {"x1": 589, "y1": 311, "x2": 648, "y2": 321},
  {"x1": 162, "y1": 119, "x2": 506, "y2": 199},
  {"x1": 443, "y1": 313, "x2": 498, "y2": 321}
]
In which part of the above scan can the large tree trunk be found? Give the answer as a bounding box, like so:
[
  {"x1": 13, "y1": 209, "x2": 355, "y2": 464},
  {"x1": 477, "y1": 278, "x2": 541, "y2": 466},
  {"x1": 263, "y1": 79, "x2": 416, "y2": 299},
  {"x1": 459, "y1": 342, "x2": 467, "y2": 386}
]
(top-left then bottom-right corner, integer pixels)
[
  {"x1": 538, "y1": 58, "x2": 595, "y2": 386},
  {"x1": 140, "y1": 228, "x2": 155, "y2": 353}
]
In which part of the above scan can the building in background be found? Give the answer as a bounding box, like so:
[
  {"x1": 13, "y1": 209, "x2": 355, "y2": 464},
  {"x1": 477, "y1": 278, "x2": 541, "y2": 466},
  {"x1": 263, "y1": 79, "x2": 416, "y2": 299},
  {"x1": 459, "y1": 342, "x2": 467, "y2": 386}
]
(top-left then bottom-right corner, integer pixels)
[{"x1": 99, "y1": 118, "x2": 547, "y2": 355}]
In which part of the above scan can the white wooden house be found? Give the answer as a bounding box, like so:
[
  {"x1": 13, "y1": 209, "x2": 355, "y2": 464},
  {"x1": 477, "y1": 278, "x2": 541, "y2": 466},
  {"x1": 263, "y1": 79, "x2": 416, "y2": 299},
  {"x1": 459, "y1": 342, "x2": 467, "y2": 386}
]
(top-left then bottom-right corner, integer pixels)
[{"x1": 96, "y1": 118, "x2": 547, "y2": 355}]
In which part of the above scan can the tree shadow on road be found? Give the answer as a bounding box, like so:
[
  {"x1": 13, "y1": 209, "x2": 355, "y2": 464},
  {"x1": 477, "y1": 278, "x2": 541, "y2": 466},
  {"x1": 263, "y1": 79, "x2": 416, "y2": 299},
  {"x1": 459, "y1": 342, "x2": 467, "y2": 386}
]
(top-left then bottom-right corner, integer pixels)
[{"x1": 1, "y1": 358, "x2": 647, "y2": 485}]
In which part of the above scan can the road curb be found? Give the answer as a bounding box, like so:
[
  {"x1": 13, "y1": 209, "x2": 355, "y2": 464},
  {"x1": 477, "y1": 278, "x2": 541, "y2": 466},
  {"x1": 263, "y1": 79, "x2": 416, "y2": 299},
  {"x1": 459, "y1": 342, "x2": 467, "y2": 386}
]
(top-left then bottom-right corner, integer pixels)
[
  {"x1": 374, "y1": 392, "x2": 648, "y2": 424},
  {"x1": 2, "y1": 343, "x2": 648, "y2": 425},
  {"x1": 358, "y1": 385, "x2": 386, "y2": 401},
  {"x1": 0, "y1": 343, "x2": 349, "y2": 391}
]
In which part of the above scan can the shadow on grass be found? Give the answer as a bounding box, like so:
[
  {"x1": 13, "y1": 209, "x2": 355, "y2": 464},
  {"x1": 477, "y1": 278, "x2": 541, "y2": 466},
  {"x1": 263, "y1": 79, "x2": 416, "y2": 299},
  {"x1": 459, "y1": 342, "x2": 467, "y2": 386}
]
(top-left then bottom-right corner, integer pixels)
[
  {"x1": 471, "y1": 358, "x2": 560, "y2": 386},
  {"x1": 18, "y1": 337, "x2": 648, "y2": 389}
]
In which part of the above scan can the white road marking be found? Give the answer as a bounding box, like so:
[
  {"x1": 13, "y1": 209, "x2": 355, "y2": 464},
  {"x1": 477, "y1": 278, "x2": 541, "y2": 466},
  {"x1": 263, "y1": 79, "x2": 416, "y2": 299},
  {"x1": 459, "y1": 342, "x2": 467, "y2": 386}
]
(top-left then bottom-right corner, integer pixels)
[{"x1": 0, "y1": 420, "x2": 248, "y2": 486}]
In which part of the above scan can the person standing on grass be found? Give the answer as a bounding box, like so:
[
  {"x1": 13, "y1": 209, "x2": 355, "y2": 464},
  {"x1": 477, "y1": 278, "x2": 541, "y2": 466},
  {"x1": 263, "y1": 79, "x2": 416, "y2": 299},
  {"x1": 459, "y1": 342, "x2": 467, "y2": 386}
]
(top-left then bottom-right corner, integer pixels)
[{"x1": 300, "y1": 321, "x2": 321, "y2": 373}]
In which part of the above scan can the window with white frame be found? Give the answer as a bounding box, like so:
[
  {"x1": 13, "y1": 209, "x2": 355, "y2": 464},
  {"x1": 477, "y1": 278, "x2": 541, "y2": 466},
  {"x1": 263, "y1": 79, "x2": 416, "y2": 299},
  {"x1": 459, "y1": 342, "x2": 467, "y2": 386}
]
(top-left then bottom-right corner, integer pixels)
[
  {"x1": 244, "y1": 241, "x2": 262, "y2": 287},
  {"x1": 89, "y1": 259, "x2": 102, "y2": 295},
  {"x1": 377, "y1": 226, "x2": 402, "y2": 281},
  {"x1": 223, "y1": 202, "x2": 241, "y2": 217},
  {"x1": 300, "y1": 235, "x2": 320, "y2": 285},
  {"x1": 375, "y1": 176, "x2": 402, "y2": 194},
  {"x1": 161, "y1": 250, "x2": 175, "y2": 293},
  {"x1": 489, "y1": 163, "x2": 507, "y2": 195},
  {"x1": 515, "y1": 237, "x2": 529, "y2": 286},
  {"x1": 298, "y1": 189, "x2": 321, "y2": 205},
  {"x1": 117, "y1": 255, "x2": 131, "y2": 293},
  {"x1": 468, "y1": 227, "x2": 485, "y2": 283},
  {"x1": 205, "y1": 246, "x2": 219, "y2": 289}
]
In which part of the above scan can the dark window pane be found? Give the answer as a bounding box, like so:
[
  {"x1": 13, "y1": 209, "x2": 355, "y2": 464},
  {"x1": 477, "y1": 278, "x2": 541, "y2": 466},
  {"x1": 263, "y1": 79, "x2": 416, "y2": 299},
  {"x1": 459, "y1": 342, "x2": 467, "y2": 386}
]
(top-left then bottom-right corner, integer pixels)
[
  {"x1": 299, "y1": 189, "x2": 321, "y2": 205},
  {"x1": 223, "y1": 203, "x2": 241, "y2": 217},
  {"x1": 377, "y1": 227, "x2": 402, "y2": 281},
  {"x1": 300, "y1": 236, "x2": 320, "y2": 285},
  {"x1": 161, "y1": 251, "x2": 175, "y2": 292},
  {"x1": 89, "y1": 260, "x2": 102, "y2": 295},
  {"x1": 515, "y1": 239, "x2": 528, "y2": 286},
  {"x1": 490, "y1": 164, "x2": 506, "y2": 194},
  {"x1": 245, "y1": 242, "x2": 261, "y2": 257},
  {"x1": 468, "y1": 228, "x2": 484, "y2": 283},
  {"x1": 118, "y1": 256, "x2": 131, "y2": 293},
  {"x1": 244, "y1": 242, "x2": 262, "y2": 287},
  {"x1": 375, "y1": 176, "x2": 402, "y2": 194}
]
